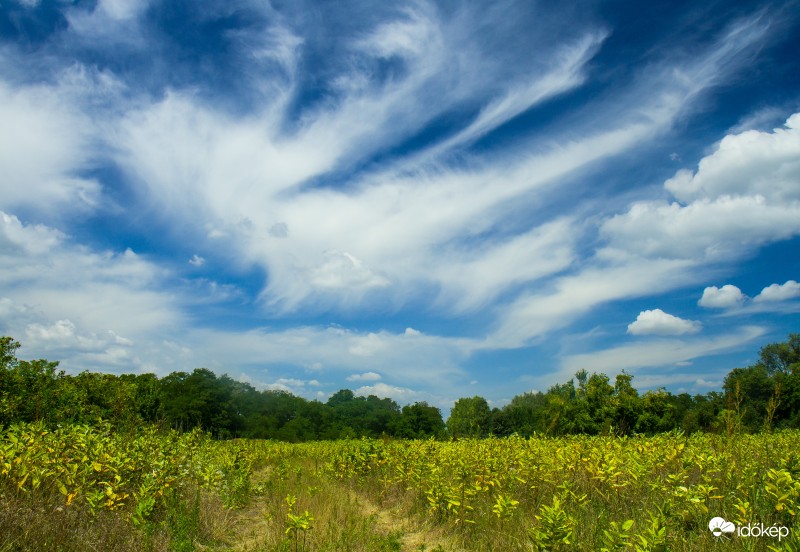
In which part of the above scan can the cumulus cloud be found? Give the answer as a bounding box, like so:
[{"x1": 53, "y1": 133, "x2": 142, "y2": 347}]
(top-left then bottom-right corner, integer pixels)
[
  {"x1": 0, "y1": 211, "x2": 65, "y2": 256},
  {"x1": 665, "y1": 113, "x2": 800, "y2": 203},
  {"x1": 754, "y1": 280, "x2": 800, "y2": 302},
  {"x1": 699, "y1": 285, "x2": 747, "y2": 308},
  {"x1": 602, "y1": 194, "x2": 800, "y2": 261},
  {"x1": 495, "y1": 106, "x2": 798, "y2": 342},
  {"x1": 627, "y1": 309, "x2": 702, "y2": 336},
  {"x1": 603, "y1": 113, "x2": 800, "y2": 262}
]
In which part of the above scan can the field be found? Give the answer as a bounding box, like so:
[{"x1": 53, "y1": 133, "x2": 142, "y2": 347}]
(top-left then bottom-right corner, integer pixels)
[{"x1": 1, "y1": 422, "x2": 799, "y2": 551}]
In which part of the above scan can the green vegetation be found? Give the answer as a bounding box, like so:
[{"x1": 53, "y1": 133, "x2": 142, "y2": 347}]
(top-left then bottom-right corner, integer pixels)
[
  {"x1": 2, "y1": 334, "x2": 799, "y2": 439},
  {"x1": 2, "y1": 423, "x2": 799, "y2": 550},
  {"x1": 0, "y1": 334, "x2": 799, "y2": 550}
]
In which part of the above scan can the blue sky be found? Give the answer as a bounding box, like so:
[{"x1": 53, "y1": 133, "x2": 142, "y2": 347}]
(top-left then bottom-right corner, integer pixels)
[{"x1": 1, "y1": 0, "x2": 799, "y2": 412}]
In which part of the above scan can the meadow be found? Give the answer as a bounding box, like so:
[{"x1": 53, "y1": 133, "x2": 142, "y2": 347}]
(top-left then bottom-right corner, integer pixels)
[{"x1": 1, "y1": 422, "x2": 799, "y2": 551}]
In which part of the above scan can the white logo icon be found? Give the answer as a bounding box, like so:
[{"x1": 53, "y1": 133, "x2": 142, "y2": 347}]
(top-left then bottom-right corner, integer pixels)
[{"x1": 709, "y1": 517, "x2": 736, "y2": 537}]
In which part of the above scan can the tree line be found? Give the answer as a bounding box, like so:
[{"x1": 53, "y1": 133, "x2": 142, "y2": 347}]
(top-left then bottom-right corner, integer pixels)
[{"x1": 1, "y1": 334, "x2": 798, "y2": 440}]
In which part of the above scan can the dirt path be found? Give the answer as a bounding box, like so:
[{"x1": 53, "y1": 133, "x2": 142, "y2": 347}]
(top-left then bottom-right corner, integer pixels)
[
  {"x1": 209, "y1": 467, "x2": 465, "y2": 552},
  {"x1": 347, "y1": 489, "x2": 465, "y2": 552}
]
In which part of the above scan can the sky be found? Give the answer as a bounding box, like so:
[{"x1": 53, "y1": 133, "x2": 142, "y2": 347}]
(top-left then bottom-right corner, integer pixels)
[{"x1": 1, "y1": 0, "x2": 799, "y2": 413}]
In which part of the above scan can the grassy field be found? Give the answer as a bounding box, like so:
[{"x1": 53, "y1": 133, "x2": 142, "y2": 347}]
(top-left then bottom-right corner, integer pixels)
[{"x1": 1, "y1": 422, "x2": 799, "y2": 551}]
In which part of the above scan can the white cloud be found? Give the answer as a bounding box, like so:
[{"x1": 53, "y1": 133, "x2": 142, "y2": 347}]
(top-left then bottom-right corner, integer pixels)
[
  {"x1": 346, "y1": 371, "x2": 382, "y2": 382},
  {"x1": 309, "y1": 250, "x2": 390, "y2": 291},
  {"x1": 561, "y1": 326, "x2": 766, "y2": 375},
  {"x1": 348, "y1": 333, "x2": 388, "y2": 358},
  {"x1": 355, "y1": 4, "x2": 440, "y2": 60},
  {"x1": 602, "y1": 195, "x2": 800, "y2": 261},
  {"x1": 24, "y1": 318, "x2": 133, "y2": 353},
  {"x1": 754, "y1": 280, "x2": 800, "y2": 302},
  {"x1": 25, "y1": 319, "x2": 78, "y2": 343},
  {"x1": 354, "y1": 382, "x2": 418, "y2": 402},
  {"x1": 0, "y1": 3, "x2": 792, "y2": 402},
  {"x1": 729, "y1": 106, "x2": 792, "y2": 134},
  {"x1": 604, "y1": 113, "x2": 800, "y2": 263},
  {"x1": 85, "y1": 0, "x2": 149, "y2": 21},
  {"x1": 102, "y1": 6, "x2": 767, "y2": 319},
  {"x1": 665, "y1": 113, "x2": 800, "y2": 204},
  {"x1": 432, "y1": 218, "x2": 577, "y2": 312},
  {"x1": 699, "y1": 285, "x2": 747, "y2": 308},
  {"x1": 0, "y1": 211, "x2": 65, "y2": 256},
  {"x1": 694, "y1": 378, "x2": 722, "y2": 389},
  {"x1": 424, "y1": 31, "x2": 607, "y2": 156},
  {"x1": 0, "y1": 12, "x2": 714, "y2": 356},
  {"x1": 490, "y1": 258, "x2": 694, "y2": 347},
  {"x1": 234, "y1": 373, "x2": 320, "y2": 397},
  {"x1": 0, "y1": 215, "x2": 181, "y2": 373},
  {"x1": 181, "y1": 325, "x2": 476, "y2": 387},
  {"x1": 627, "y1": 309, "x2": 701, "y2": 336},
  {"x1": 0, "y1": 82, "x2": 98, "y2": 216}
]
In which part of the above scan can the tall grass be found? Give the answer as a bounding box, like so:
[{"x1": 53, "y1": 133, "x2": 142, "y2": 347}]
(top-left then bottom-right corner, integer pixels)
[{"x1": 2, "y1": 423, "x2": 799, "y2": 550}]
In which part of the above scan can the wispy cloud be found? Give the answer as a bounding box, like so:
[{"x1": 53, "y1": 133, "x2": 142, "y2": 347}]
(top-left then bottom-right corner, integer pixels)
[
  {"x1": 0, "y1": 81, "x2": 99, "y2": 216},
  {"x1": 346, "y1": 372, "x2": 382, "y2": 382},
  {"x1": 561, "y1": 326, "x2": 767, "y2": 376},
  {"x1": 0, "y1": 1, "x2": 797, "y2": 405}
]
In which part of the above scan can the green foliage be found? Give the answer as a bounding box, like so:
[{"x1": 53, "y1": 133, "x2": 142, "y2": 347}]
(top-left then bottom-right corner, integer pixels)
[
  {"x1": 284, "y1": 494, "x2": 314, "y2": 552},
  {"x1": 0, "y1": 338, "x2": 79, "y2": 426},
  {"x1": 447, "y1": 396, "x2": 491, "y2": 437},
  {"x1": 393, "y1": 402, "x2": 446, "y2": 438},
  {"x1": 633, "y1": 510, "x2": 668, "y2": 552},
  {"x1": 2, "y1": 332, "x2": 800, "y2": 443},
  {"x1": 529, "y1": 495, "x2": 574, "y2": 550},
  {"x1": 3, "y1": 418, "x2": 800, "y2": 551},
  {"x1": 600, "y1": 519, "x2": 635, "y2": 551}
]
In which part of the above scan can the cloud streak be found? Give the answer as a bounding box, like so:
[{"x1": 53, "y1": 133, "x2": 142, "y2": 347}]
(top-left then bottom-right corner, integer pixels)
[
  {"x1": 562, "y1": 326, "x2": 767, "y2": 376},
  {"x1": 0, "y1": 1, "x2": 797, "y2": 406}
]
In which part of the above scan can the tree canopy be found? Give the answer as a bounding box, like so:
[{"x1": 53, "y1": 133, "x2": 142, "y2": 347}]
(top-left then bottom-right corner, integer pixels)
[{"x1": 1, "y1": 333, "x2": 799, "y2": 440}]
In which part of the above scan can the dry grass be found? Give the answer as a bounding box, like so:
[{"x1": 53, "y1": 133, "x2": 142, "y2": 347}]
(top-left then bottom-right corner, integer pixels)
[
  {"x1": 0, "y1": 492, "x2": 167, "y2": 552},
  {"x1": 224, "y1": 461, "x2": 453, "y2": 552},
  {"x1": 7, "y1": 432, "x2": 799, "y2": 551},
  {"x1": 0, "y1": 465, "x2": 450, "y2": 552}
]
